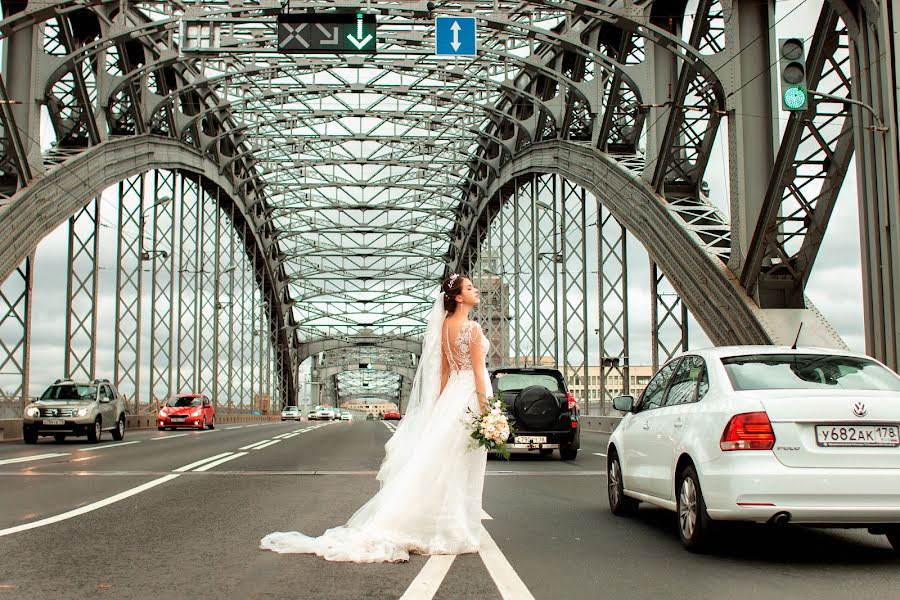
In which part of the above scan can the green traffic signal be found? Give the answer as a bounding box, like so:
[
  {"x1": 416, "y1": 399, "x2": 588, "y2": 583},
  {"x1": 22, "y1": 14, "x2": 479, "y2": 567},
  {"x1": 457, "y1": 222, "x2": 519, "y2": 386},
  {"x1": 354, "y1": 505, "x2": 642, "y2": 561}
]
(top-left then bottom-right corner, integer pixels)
[{"x1": 783, "y1": 85, "x2": 808, "y2": 111}]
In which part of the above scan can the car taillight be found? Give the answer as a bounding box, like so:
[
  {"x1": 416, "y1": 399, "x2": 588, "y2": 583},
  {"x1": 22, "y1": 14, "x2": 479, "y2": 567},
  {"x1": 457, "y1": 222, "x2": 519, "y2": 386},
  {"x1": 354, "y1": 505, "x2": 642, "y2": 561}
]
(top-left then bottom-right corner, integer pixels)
[
  {"x1": 720, "y1": 412, "x2": 775, "y2": 451},
  {"x1": 566, "y1": 392, "x2": 577, "y2": 411}
]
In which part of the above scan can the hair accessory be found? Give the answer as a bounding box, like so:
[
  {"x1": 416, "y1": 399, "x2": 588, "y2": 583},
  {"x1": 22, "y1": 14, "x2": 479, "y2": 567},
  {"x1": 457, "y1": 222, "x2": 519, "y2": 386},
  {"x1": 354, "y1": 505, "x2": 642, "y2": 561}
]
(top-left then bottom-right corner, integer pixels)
[{"x1": 448, "y1": 273, "x2": 459, "y2": 286}]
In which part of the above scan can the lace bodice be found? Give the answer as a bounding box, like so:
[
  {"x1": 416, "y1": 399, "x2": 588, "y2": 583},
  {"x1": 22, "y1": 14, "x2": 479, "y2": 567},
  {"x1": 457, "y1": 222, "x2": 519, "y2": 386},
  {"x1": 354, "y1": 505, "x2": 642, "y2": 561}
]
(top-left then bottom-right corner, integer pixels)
[{"x1": 443, "y1": 320, "x2": 489, "y2": 372}]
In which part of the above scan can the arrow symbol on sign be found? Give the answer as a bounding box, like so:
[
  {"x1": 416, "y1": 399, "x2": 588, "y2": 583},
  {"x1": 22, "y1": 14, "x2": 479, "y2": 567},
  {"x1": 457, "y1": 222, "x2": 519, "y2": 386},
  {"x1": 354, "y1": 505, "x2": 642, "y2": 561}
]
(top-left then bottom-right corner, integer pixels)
[
  {"x1": 316, "y1": 24, "x2": 339, "y2": 45},
  {"x1": 450, "y1": 20, "x2": 462, "y2": 51},
  {"x1": 347, "y1": 13, "x2": 373, "y2": 50}
]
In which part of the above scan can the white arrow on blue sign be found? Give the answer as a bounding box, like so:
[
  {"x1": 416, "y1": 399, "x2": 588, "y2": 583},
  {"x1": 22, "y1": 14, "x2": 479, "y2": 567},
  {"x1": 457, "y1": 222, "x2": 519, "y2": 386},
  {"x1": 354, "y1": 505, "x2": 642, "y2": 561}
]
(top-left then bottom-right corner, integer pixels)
[{"x1": 435, "y1": 16, "x2": 476, "y2": 56}]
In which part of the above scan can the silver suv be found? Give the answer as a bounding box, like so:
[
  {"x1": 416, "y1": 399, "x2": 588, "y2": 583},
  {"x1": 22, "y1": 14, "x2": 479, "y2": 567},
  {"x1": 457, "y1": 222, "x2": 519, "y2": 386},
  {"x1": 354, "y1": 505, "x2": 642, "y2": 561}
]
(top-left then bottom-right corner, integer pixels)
[{"x1": 22, "y1": 378, "x2": 127, "y2": 444}]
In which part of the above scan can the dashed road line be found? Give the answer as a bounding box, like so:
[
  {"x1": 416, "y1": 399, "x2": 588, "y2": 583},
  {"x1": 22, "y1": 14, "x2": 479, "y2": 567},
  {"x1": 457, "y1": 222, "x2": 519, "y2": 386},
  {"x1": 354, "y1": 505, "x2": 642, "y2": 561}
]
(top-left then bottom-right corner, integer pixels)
[
  {"x1": 174, "y1": 452, "x2": 235, "y2": 472},
  {"x1": 224, "y1": 426, "x2": 244, "y2": 430},
  {"x1": 592, "y1": 452, "x2": 607, "y2": 457},
  {"x1": 479, "y1": 525, "x2": 535, "y2": 600},
  {"x1": 253, "y1": 440, "x2": 282, "y2": 450},
  {"x1": 239, "y1": 440, "x2": 272, "y2": 451},
  {"x1": 0, "y1": 453, "x2": 69, "y2": 466},
  {"x1": 76, "y1": 441, "x2": 141, "y2": 452},
  {"x1": 0, "y1": 474, "x2": 180, "y2": 538},
  {"x1": 149, "y1": 433, "x2": 189, "y2": 441},
  {"x1": 399, "y1": 555, "x2": 456, "y2": 600},
  {"x1": 192, "y1": 452, "x2": 248, "y2": 472}
]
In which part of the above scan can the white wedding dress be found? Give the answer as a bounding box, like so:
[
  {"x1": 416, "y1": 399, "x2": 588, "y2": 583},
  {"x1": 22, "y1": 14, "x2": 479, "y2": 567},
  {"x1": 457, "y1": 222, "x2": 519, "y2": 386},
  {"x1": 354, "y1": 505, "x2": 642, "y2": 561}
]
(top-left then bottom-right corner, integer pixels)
[{"x1": 260, "y1": 295, "x2": 489, "y2": 563}]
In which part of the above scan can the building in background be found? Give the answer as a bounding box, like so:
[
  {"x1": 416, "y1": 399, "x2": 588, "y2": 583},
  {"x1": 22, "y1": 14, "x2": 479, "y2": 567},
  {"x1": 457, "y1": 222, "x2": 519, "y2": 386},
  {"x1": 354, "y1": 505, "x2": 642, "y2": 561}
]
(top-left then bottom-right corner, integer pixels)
[{"x1": 341, "y1": 400, "x2": 399, "y2": 417}]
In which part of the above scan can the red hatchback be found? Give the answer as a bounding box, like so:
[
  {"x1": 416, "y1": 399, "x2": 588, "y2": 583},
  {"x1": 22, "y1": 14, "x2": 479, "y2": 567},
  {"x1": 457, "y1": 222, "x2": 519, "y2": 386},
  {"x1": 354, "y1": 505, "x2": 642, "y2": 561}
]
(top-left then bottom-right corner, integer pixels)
[
  {"x1": 382, "y1": 410, "x2": 401, "y2": 420},
  {"x1": 158, "y1": 394, "x2": 215, "y2": 430}
]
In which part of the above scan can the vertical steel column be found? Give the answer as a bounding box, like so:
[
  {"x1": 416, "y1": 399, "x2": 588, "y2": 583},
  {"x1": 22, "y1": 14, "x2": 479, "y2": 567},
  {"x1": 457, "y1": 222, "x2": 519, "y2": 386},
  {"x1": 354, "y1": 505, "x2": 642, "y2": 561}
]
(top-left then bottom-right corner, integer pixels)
[
  {"x1": 512, "y1": 184, "x2": 523, "y2": 366},
  {"x1": 598, "y1": 204, "x2": 629, "y2": 415},
  {"x1": 150, "y1": 170, "x2": 176, "y2": 406},
  {"x1": 114, "y1": 175, "x2": 144, "y2": 412},
  {"x1": 197, "y1": 180, "x2": 216, "y2": 394},
  {"x1": 64, "y1": 198, "x2": 101, "y2": 380},
  {"x1": 534, "y1": 174, "x2": 558, "y2": 365},
  {"x1": 0, "y1": 254, "x2": 34, "y2": 410},
  {"x1": 177, "y1": 175, "x2": 199, "y2": 392},
  {"x1": 559, "y1": 178, "x2": 587, "y2": 414},
  {"x1": 650, "y1": 262, "x2": 688, "y2": 371},
  {"x1": 211, "y1": 189, "x2": 222, "y2": 410}
]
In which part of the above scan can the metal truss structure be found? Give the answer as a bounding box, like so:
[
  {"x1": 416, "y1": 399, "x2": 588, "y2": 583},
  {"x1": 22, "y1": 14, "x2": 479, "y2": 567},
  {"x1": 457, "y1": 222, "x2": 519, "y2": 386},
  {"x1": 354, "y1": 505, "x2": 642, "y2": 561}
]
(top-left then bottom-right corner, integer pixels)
[{"x1": 1, "y1": 0, "x2": 898, "y2": 413}]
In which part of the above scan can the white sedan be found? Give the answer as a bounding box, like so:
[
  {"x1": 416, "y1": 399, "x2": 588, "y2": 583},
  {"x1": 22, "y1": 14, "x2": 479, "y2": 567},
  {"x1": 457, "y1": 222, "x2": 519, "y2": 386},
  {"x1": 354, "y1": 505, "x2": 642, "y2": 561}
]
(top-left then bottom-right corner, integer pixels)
[{"x1": 606, "y1": 346, "x2": 900, "y2": 552}]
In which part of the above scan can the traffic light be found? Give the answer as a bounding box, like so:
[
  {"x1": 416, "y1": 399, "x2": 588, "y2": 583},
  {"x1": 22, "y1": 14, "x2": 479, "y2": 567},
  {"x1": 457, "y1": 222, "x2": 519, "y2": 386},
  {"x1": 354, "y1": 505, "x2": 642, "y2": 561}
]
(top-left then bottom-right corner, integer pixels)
[{"x1": 779, "y1": 38, "x2": 808, "y2": 111}]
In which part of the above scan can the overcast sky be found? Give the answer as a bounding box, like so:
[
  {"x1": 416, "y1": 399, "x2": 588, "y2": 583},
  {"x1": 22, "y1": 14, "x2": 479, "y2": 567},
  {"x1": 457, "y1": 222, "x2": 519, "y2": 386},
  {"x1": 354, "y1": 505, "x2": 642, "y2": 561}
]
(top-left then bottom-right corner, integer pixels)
[{"x1": 4, "y1": 0, "x2": 868, "y2": 401}]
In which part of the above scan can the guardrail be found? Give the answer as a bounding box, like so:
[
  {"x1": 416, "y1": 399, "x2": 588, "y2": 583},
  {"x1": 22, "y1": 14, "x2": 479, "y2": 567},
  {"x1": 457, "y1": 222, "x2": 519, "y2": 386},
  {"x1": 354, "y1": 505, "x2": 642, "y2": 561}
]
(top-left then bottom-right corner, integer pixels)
[
  {"x1": 578, "y1": 415, "x2": 624, "y2": 434},
  {"x1": 0, "y1": 413, "x2": 281, "y2": 442}
]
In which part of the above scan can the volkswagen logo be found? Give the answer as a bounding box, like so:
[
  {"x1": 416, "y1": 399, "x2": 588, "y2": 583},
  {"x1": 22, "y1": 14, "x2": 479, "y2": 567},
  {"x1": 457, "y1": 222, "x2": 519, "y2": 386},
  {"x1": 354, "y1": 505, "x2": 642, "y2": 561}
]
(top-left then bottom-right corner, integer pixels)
[{"x1": 852, "y1": 401, "x2": 868, "y2": 418}]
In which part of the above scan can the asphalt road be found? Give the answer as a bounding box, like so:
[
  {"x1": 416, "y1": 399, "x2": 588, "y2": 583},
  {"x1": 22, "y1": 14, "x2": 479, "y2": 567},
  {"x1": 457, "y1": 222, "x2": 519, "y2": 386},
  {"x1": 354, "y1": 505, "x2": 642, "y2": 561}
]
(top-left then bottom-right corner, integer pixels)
[{"x1": 1, "y1": 420, "x2": 898, "y2": 599}]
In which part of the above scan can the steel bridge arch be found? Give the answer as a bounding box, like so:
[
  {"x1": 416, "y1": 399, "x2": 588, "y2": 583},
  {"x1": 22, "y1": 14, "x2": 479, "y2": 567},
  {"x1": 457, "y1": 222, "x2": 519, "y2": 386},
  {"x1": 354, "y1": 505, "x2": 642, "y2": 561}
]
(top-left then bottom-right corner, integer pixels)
[{"x1": 0, "y1": 134, "x2": 299, "y2": 402}]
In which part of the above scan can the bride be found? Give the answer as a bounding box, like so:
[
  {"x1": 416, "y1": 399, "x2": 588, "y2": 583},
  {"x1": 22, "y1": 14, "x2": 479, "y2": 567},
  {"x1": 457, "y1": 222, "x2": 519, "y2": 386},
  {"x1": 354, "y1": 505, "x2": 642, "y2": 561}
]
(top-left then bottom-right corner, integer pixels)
[{"x1": 260, "y1": 273, "x2": 490, "y2": 563}]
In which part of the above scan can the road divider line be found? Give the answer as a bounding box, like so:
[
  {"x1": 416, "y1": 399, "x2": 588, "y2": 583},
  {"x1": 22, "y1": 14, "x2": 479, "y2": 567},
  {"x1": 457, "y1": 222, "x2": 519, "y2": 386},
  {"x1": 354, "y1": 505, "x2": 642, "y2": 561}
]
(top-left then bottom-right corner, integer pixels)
[
  {"x1": 192, "y1": 452, "x2": 248, "y2": 472},
  {"x1": 244, "y1": 424, "x2": 262, "y2": 428},
  {"x1": 592, "y1": 452, "x2": 607, "y2": 457},
  {"x1": 399, "y1": 554, "x2": 456, "y2": 600},
  {"x1": 150, "y1": 433, "x2": 188, "y2": 440},
  {"x1": 239, "y1": 440, "x2": 272, "y2": 450},
  {"x1": 174, "y1": 452, "x2": 234, "y2": 472},
  {"x1": 481, "y1": 509, "x2": 492, "y2": 520},
  {"x1": 224, "y1": 426, "x2": 244, "y2": 430},
  {"x1": 253, "y1": 440, "x2": 282, "y2": 450},
  {"x1": 76, "y1": 441, "x2": 141, "y2": 452},
  {"x1": 0, "y1": 453, "x2": 69, "y2": 466},
  {"x1": 0, "y1": 474, "x2": 181, "y2": 537},
  {"x1": 479, "y1": 525, "x2": 535, "y2": 600}
]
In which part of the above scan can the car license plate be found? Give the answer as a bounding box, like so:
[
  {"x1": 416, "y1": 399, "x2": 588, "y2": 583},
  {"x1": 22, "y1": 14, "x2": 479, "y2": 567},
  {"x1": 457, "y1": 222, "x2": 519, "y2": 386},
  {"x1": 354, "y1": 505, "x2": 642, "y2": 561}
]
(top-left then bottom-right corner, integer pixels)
[
  {"x1": 815, "y1": 424, "x2": 900, "y2": 447},
  {"x1": 515, "y1": 436, "x2": 547, "y2": 444},
  {"x1": 42, "y1": 419, "x2": 65, "y2": 425},
  {"x1": 171, "y1": 416, "x2": 185, "y2": 420}
]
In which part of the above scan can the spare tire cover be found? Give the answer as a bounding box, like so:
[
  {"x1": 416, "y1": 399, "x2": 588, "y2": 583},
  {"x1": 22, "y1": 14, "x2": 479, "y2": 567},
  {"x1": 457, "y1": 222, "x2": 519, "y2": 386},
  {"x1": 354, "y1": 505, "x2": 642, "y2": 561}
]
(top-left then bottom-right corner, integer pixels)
[{"x1": 513, "y1": 385, "x2": 561, "y2": 430}]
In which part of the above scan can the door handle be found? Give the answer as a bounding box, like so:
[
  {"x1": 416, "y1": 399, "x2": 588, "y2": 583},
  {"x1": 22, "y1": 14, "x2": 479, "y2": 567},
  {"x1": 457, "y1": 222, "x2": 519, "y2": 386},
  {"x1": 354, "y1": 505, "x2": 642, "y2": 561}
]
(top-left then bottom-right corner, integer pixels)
[{"x1": 642, "y1": 421, "x2": 650, "y2": 430}]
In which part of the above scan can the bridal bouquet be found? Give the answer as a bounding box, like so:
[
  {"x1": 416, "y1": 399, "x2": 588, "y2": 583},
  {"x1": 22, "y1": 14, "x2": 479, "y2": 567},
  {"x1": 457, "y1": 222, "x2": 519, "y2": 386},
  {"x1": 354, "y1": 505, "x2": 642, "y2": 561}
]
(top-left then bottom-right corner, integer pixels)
[{"x1": 468, "y1": 397, "x2": 513, "y2": 460}]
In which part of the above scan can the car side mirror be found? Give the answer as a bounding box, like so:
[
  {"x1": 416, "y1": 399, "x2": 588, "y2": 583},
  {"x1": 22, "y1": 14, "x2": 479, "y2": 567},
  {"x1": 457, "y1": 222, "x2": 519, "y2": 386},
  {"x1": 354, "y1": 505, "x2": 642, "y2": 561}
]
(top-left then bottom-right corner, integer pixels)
[{"x1": 612, "y1": 395, "x2": 635, "y2": 412}]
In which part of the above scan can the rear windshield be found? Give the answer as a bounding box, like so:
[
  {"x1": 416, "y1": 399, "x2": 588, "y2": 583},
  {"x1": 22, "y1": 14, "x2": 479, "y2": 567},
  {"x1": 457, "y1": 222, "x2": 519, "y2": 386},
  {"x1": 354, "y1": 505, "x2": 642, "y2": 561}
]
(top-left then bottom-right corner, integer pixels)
[
  {"x1": 493, "y1": 372, "x2": 563, "y2": 392},
  {"x1": 41, "y1": 384, "x2": 94, "y2": 401},
  {"x1": 721, "y1": 354, "x2": 900, "y2": 391},
  {"x1": 166, "y1": 396, "x2": 202, "y2": 407}
]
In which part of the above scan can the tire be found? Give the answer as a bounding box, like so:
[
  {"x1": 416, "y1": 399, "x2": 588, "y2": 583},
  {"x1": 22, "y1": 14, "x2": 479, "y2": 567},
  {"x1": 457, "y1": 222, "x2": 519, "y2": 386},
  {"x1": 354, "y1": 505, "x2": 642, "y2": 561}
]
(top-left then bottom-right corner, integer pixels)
[
  {"x1": 54, "y1": 434, "x2": 67, "y2": 442},
  {"x1": 200, "y1": 417, "x2": 206, "y2": 430},
  {"x1": 677, "y1": 465, "x2": 713, "y2": 552},
  {"x1": 539, "y1": 448, "x2": 553, "y2": 456},
  {"x1": 608, "y1": 452, "x2": 639, "y2": 516},
  {"x1": 560, "y1": 446, "x2": 578, "y2": 461},
  {"x1": 111, "y1": 416, "x2": 125, "y2": 441},
  {"x1": 86, "y1": 418, "x2": 101, "y2": 444},
  {"x1": 158, "y1": 427, "x2": 165, "y2": 432},
  {"x1": 23, "y1": 429, "x2": 38, "y2": 444},
  {"x1": 512, "y1": 386, "x2": 561, "y2": 430},
  {"x1": 886, "y1": 527, "x2": 900, "y2": 552},
  {"x1": 207, "y1": 417, "x2": 214, "y2": 430}
]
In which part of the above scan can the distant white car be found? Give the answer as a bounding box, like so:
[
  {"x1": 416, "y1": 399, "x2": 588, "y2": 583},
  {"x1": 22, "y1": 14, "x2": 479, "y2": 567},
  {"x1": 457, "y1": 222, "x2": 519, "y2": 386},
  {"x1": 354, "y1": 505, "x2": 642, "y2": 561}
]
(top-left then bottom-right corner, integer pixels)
[
  {"x1": 340, "y1": 412, "x2": 352, "y2": 421},
  {"x1": 280, "y1": 406, "x2": 300, "y2": 421},
  {"x1": 315, "y1": 406, "x2": 336, "y2": 420},
  {"x1": 606, "y1": 346, "x2": 900, "y2": 552}
]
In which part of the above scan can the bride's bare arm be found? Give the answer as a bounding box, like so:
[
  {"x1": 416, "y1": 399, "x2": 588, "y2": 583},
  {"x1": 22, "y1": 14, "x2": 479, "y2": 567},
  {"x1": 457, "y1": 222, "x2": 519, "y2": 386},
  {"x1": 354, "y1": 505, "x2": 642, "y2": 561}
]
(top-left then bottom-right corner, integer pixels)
[
  {"x1": 439, "y1": 327, "x2": 450, "y2": 394},
  {"x1": 468, "y1": 322, "x2": 488, "y2": 413}
]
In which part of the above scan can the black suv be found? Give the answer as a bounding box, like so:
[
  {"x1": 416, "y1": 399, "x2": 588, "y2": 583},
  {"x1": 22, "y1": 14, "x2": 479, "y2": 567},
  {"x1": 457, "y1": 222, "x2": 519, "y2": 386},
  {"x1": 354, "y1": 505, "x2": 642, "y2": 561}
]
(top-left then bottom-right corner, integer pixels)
[{"x1": 488, "y1": 367, "x2": 580, "y2": 460}]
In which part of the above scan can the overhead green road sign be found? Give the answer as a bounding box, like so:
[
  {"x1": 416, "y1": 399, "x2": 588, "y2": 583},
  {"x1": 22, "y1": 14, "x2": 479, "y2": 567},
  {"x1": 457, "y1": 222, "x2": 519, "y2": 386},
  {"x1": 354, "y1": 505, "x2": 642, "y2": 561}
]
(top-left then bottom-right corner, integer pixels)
[{"x1": 277, "y1": 12, "x2": 376, "y2": 54}]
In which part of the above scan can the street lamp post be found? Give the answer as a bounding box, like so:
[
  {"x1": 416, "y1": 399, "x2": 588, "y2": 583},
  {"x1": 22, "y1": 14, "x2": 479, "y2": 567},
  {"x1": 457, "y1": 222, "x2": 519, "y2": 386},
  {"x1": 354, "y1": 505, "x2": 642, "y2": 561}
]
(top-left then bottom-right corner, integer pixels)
[
  {"x1": 212, "y1": 264, "x2": 235, "y2": 414},
  {"x1": 139, "y1": 196, "x2": 171, "y2": 262}
]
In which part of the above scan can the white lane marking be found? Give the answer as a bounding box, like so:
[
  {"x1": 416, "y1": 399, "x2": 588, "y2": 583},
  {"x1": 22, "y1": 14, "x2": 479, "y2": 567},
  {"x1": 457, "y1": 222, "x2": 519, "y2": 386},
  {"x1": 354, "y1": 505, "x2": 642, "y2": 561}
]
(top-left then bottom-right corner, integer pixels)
[
  {"x1": 239, "y1": 440, "x2": 272, "y2": 451},
  {"x1": 174, "y1": 452, "x2": 234, "y2": 472},
  {"x1": 0, "y1": 453, "x2": 69, "y2": 466},
  {"x1": 0, "y1": 474, "x2": 180, "y2": 537},
  {"x1": 150, "y1": 433, "x2": 188, "y2": 441},
  {"x1": 76, "y1": 441, "x2": 141, "y2": 452},
  {"x1": 479, "y1": 526, "x2": 535, "y2": 600},
  {"x1": 224, "y1": 426, "x2": 244, "y2": 430},
  {"x1": 192, "y1": 452, "x2": 248, "y2": 472},
  {"x1": 399, "y1": 554, "x2": 456, "y2": 600},
  {"x1": 244, "y1": 424, "x2": 262, "y2": 428},
  {"x1": 253, "y1": 440, "x2": 282, "y2": 450},
  {"x1": 481, "y1": 509, "x2": 492, "y2": 520},
  {"x1": 592, "y1": 452, "x2": 607, "y2": 457}
]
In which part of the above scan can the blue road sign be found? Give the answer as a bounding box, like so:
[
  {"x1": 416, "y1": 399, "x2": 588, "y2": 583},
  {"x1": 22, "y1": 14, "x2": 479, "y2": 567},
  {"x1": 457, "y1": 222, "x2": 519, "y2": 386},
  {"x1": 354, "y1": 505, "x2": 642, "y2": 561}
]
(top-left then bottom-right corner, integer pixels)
[{"x1": 435, "y1": 16, "x2": 476, "y2": 56}]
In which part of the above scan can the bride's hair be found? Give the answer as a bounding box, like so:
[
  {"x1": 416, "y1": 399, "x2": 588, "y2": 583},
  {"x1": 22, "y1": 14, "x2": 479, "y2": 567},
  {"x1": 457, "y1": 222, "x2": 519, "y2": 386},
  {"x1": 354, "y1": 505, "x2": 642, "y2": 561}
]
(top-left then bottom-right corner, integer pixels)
[{"x1": 442, "y1": 273, "x2": 468, "y2": 313}]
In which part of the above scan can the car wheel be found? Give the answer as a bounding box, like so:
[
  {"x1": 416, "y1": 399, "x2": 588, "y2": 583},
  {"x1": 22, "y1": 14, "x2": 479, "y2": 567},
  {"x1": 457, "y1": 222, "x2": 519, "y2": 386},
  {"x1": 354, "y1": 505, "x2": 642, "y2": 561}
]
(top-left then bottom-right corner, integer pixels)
[
  {"x1": 560, "y1": 446, "x2": 578, "y2": 460},
  {"x1": 886, "y1": 527, "x2": 900, "y2": 552},
  {"x1": 111, "y1": 416, "x2": 125, "y2": 441},
  {"x1": 608, "y1": 452, "x2": 639, "y2": 516},
  {"x1": 86, "y1": 418, "x2": 101, "y2": 444},
  {"x1": 538, "y1": 448, "x2": 553, "y2": 456},
  {"x1": 157, "y1": 427, "x2": 165, "y2": 431},
  {"x1": 23, "y1": 429, "x2": 38, "y2": 444},
  {"x1": 54, "y1": 434, "x2": 67, "y2": 443},
  {"x1": 200, "y1": 417, "x2": 206, "y2": 430},
  {"x1": 207, "y1": 417, "x2": 214, "y2": 430},
  {"x1": 677, "y1": 465, "x2": 713, "y2": 552}
]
